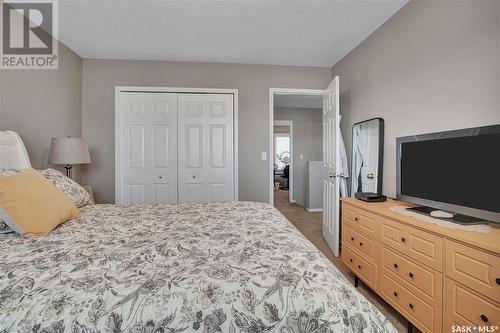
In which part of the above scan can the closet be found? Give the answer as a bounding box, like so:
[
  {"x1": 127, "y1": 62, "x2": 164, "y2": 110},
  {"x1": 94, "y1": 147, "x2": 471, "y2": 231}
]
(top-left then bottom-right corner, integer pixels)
[{"x1": 116, "y1": 90, "x2": 236, "y2": 204}]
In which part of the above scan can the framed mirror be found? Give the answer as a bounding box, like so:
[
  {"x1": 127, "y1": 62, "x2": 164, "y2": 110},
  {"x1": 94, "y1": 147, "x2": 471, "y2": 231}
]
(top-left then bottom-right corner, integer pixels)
[{"x1": 350, "y1": 118, "x2": 384, "y2": 195}]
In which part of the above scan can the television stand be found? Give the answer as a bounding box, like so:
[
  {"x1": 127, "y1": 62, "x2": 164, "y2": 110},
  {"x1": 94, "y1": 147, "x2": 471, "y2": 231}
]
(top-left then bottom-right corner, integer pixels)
[
  {"x1": 406, "y1": 206, "x2": 489, "y2": 225},
  {"x1": 341, "y1": 197, "x2": 500, "y2": 333}
]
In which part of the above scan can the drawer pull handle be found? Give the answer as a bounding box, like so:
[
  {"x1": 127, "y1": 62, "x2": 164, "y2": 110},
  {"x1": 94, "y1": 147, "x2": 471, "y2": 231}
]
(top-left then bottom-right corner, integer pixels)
[
  {"x1": 496, "y1": 278, "x2": 500, "y2": 285},
  {"x1": 359, "y1": 242, "x2": 363, "y2": 246},
  {"x1": 481, "y1": 314, "x2": 488, "y2": 323},
  {"x1": 393, "y1": 291, "x2": 398, "y2": 297},
  {"x1": 401, "y1": 237, "x2": 406, "y2": 243},
  {"x1": 408, "y1": 303, "x2": 414, "y2": 310},
  {"x1": 351, "y1": 237, "x2": 354, "y2": 241},
  {"x1": 408, "y1": 272, "x2": 414, "y2": 278},
  {"x1": 393, "y1": 263, "x2": 399, "y2": 269},
  {"x1": 358, "y1": 265, "x2": 362, "y2": 269},
  {"x1": 349, "y1": 258, "x2": 353, "y2": 262},
  {"x1": 354, "y1": 217, "x2": 359, "y2": 221}
]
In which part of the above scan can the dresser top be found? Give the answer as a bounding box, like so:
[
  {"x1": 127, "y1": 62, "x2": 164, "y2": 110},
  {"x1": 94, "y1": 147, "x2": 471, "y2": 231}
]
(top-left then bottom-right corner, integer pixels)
[{"x1": 342, "y1": 197, "x2": 500, "y2": 255}]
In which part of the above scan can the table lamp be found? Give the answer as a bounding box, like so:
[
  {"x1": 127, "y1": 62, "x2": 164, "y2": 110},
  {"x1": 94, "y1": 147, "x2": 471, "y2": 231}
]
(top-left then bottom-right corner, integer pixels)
[{"x1": 48, "y1": 137, "x2": 91, "y2": 178}]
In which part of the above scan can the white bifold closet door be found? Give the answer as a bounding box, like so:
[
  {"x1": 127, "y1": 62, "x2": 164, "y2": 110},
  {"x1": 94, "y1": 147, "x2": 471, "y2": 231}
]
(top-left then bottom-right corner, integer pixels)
[
  {"x1": 121, "y1": 93, "x2": 178, "y2": 204},
  {"x1": 178, "y1": 94, "x2": 234, "y2": 203}
]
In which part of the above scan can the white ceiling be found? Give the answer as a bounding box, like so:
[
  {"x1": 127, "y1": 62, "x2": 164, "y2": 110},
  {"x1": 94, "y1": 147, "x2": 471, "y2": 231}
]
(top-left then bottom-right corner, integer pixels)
[
  {"x1": 58, "y1": 0, "x2": 407, "y2": 67},
  {"x1": 274, "y1": 94, "x2": 323, "y2": 109}
]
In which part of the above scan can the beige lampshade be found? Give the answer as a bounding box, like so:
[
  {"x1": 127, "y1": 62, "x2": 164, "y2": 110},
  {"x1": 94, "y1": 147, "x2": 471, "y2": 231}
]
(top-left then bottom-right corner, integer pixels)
[{"x1": 48, "y1": 137, "x2": 91, "y2": 165}]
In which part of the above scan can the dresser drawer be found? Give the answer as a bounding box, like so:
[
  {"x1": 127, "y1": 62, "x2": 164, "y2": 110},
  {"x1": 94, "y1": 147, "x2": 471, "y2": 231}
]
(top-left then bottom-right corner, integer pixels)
[
  {"x1": 382, "y1": 246, "x2": 442, "y2": 301},
  {"x1": 342, "y1": 245, "x2": 377, "y2": 289},
  {"x1": 445, "y1": 239, "x2": 500, "y2": 303},
  {"x1": 444, "y1": 278, "x2": 500, "y2": 331},
  {"x1": 344, "y1": 226, "x2": 376, "y2": 260},
  {"x1": 380, "y1": 217, "x2": 443, "y2": 271},
  {"x1": 381, "y1": 270, "x2": 436, "y2": 333},
  {"x1": 343, "y1": 205, "x2": 378, "y2": 239}
]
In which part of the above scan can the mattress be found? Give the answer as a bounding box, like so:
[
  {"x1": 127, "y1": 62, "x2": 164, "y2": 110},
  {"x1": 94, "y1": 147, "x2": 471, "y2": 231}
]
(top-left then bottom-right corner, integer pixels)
[{"x1": 0, "y1": 201, "x2": 396, "y2": 332}]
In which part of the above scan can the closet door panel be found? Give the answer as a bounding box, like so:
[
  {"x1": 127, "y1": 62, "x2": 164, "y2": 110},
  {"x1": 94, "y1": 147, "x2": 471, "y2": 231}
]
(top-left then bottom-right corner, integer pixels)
[
  {"x1": 178, "y1": 95, "x2": 206, "y2": 202},
  {"x1": 121, "y1": 93, "x2": 177, "y2": 204},
  {"x1": 209, "y1": 125, "x2": 226, "y2": 168},
  {"x1": 129, "y1": 125, "x2": 145, "y2": 169},
  {"x1": 147, "y1": 94, "x2": 177, "y2": 204},
  {"x1": 122, "y1": 96, "x2": 148, "y2": 204},
  {"x1": 208, "y1": 182, "x2": 227, "y2": 202},
  {"x1": 204, "y1": 94, "x2": 233, "y2": 202},
  {"x1": 152, "y1": 183, "x2": 171, "y2": 203},
  {"x1": 186, "y1": 125, "x2": 203, "y2": 168},
  {"x1": 186, "y1": 183, "x2": 204, "y2": 203},
  {"x1": 152, "y1": 125, "x2": 169, "y2": 169},
  {"x1": 129, "y1": 184, "x2": 146, "y2": 204},
  {"x1": 178, "y1": 94, "x2": 233, "y2": 203}
]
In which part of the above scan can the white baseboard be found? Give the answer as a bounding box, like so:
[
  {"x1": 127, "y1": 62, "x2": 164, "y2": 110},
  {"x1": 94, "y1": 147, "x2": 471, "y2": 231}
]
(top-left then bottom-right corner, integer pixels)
[{"x1": 306, "y1": 208, "x2": 323, "y2": 212}]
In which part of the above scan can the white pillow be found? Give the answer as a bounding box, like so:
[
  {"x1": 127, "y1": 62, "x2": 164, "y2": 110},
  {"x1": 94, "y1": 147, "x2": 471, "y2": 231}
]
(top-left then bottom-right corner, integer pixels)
[
  {"x1": 0, "y1": 169, "x2": 20, "y2": 177},
  {"x1": 40, "y1": 169, "x2": 94, "y2": 208}
]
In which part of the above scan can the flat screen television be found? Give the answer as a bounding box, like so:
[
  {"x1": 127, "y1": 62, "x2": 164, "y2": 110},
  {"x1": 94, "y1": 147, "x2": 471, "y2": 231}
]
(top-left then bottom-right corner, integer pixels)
[{"x1": 396, "y1": 124, "x2": 500, "y2": 224}]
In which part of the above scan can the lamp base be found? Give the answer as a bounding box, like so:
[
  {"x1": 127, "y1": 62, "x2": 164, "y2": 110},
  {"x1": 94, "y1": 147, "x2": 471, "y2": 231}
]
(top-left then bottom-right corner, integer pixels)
[{"x1": 64, "y1": 164, "x2": 73, "y2": 178}]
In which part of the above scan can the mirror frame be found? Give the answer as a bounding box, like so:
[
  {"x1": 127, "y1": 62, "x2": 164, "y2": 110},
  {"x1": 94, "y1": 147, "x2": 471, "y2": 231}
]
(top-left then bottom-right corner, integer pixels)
[{"x1": 350, "y1": 117, "x2": 385, "y2": 195}]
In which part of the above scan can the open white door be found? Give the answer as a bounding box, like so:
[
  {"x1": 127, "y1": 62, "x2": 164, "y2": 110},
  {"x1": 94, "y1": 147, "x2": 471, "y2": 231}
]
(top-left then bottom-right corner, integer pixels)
[{"x1": 322, "y1": 76, "x2": 341, "y2": 257}]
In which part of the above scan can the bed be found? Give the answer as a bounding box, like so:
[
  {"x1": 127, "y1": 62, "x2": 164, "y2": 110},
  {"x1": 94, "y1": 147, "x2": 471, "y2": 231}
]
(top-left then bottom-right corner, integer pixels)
[{"x1": 0, "y1": 131, "x2": 396, "y2": 332}]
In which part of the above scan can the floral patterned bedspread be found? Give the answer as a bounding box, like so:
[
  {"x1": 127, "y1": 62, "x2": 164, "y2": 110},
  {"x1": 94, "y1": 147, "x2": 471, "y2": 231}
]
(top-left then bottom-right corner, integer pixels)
[{"x1": 0, "y1": 202, "x2": 396, "y2": 333}]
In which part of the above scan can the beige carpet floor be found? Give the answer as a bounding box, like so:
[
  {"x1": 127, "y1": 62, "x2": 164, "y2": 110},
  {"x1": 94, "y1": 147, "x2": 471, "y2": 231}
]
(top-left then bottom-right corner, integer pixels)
[{"x1": 274, "y1": 189, "x2": 409, "y2": 333}]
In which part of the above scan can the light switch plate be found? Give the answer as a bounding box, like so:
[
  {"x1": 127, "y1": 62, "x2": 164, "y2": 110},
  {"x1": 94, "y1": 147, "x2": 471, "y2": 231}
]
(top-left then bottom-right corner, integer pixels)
[
  {"x1": 261, "y1": 152, "x2": 267, "y2": 160},
  {"x1": 300, "y1": 154, "x2": 304, "y2": 160}
]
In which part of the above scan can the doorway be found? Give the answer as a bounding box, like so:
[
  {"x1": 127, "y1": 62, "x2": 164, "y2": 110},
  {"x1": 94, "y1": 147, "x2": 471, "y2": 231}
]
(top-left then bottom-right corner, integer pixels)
[
  {"x1": 273, "y1": 120, "x2": 293, "y2": 203},
  {"x1": 270, "y1": 89, "x2": 324, "y2": 210},
  {"x1": 269, "y1": 76, "x2": 341, "y2": 258}
]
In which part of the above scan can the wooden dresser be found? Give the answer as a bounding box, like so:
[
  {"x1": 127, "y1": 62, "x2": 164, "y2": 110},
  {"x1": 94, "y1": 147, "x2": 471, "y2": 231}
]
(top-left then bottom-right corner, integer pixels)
[{"x1": 341, "y1": 198, "x2": 500, "y2": 333}]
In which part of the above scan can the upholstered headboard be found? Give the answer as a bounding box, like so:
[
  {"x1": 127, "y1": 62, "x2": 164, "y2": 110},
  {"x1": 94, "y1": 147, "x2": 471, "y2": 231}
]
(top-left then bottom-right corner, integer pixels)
[{"x1": 0, "y1": 130, "x2": 31, "y2": 169}]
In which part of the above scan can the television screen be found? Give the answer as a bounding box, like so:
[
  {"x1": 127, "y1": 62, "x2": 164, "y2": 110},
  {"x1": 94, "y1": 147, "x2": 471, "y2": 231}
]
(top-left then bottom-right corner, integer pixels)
[{"x1": 400, "y1": 133, "x2": 500, "y2": 214}]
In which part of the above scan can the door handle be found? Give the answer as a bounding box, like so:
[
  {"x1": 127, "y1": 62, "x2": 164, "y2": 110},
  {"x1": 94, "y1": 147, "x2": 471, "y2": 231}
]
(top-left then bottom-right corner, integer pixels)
[
  {"x1": 367, "y1": 173, "x2": 374, "y2": 179},
  {"x1": 329, "y1": 173, "x2": 334, "y2": 178}
]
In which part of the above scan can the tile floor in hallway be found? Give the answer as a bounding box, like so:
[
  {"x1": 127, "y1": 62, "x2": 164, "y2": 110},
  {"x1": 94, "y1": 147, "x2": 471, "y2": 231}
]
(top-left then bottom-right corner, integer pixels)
[{"x1": 273, "y1": 189, "x2": 409, "y2": 333}]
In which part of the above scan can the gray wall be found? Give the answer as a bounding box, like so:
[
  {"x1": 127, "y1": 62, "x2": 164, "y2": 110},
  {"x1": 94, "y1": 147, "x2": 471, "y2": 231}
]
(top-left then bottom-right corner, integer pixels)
[
  {"x1": 82, "y1": 60, "x2": 331, "y2": 203},
  {"x1": 0, "y1": 43, "x2": 83, "y2": 174},
  {"x1": 332, "y1": 0, "x2": 500, "y2": 198},
  {"x1": 274, "y1": 107, "x2": 323, "y2": 207}
]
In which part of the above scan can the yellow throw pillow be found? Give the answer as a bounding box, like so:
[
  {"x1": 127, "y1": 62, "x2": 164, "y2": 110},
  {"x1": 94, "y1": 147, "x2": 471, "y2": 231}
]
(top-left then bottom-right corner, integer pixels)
[{"x1": 0, "y1": 168, "x2": 79, "y2": 235}]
